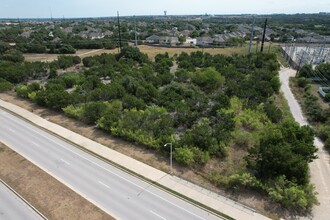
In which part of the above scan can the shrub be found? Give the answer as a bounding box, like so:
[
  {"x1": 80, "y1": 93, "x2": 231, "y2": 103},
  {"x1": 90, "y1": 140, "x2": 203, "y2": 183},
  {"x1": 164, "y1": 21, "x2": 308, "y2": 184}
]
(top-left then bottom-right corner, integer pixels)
[
  {"x1": 191, "y1": 147, "x2": 210, "y2": 165},
  {"x1": 324, "y1": 139, "x2": 330, "y2": 152},
  {"x1": 28, "y1": 82, "x2": 41, "y2": 92},
  {"x1": 226, "y1": 172, "x2": 262, "y2": 190},
  {"x1": 0, "y1": 78, "x2": 13, "y2": 92},
  {"x1": 297, "y1": 77, "x2": 309, "y2": 88},
  {"x1": 72, "y1": 56, "x2": 81, "y2": 64},
  {"x1": 174, "y1": 147, "x2": 194, "y2": 166},
  {"x1": 317, "y1": 125, "x2": 330, "y2": 142},
  {"x1": 232, "y1": 130, "x2": 255, "y2": 148},
  {"x1": 267, "y1": 176, "x2": 318, "y2": 211},
  {"x1": 264, "y1": 101, "x2": 283, "y2": 123},
  {"x1": 62, "y1": 105, "x2": 83, "y2": 120},
  {"x1": 28, "y1": 92, "x2": 37, "y2": 101},
  {"x1": 16, "y1": 85, "x2": 29, "y2": 98}
]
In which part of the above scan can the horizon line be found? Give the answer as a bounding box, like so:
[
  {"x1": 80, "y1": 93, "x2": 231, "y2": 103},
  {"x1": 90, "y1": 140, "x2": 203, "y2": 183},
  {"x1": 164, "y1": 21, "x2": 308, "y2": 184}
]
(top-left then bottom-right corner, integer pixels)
[{"x1": 0, "y1": 12, "x2": 329, "y2": 21}]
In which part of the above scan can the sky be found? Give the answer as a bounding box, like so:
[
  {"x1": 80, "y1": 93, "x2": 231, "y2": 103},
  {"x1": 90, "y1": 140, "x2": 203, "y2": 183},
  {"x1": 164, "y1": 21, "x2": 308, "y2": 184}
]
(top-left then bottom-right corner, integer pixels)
[{"x1": 1, "y1": 0, "x2": 330, "y2": 18}]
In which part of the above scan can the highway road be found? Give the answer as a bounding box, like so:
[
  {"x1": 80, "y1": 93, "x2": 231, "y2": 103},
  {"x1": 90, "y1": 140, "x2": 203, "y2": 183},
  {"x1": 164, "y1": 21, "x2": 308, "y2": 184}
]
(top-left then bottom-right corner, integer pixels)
[
  {"x1": 280, "y1": 67, "x2": 330, "y2": 220},
  {"x1": 0, "y1": 109, "x2": 223, "y2": 220},
  {"x1": 0, "y1": 181, "x2": 43, "y2": 220}
]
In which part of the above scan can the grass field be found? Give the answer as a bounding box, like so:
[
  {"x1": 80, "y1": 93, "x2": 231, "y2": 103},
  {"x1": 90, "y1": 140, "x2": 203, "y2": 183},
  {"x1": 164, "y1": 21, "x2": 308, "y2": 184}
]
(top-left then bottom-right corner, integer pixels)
[
  {"x1": 138, "y1": 44, "x2": 251, "y2": 59},
  {"x1": 23, "y1": 42, "x2": 280, "y2": 62}
]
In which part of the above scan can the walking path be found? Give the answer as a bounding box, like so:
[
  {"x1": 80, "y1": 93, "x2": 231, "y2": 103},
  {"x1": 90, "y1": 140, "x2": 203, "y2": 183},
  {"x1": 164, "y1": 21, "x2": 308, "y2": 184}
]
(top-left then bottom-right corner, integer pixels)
[
  {"x1": 279, "y1": 67, "x2": 330, "y2": 220},
  {"x1": 0, "y1": 99, "x2": 269, "y2": 220}
]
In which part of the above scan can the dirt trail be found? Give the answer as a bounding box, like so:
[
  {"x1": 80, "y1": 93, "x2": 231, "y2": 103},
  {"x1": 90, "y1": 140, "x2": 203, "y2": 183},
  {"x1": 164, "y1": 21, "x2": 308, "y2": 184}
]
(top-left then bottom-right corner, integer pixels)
[{"x1": 279, "y1": 67, "x2": 330, "y2": 220}]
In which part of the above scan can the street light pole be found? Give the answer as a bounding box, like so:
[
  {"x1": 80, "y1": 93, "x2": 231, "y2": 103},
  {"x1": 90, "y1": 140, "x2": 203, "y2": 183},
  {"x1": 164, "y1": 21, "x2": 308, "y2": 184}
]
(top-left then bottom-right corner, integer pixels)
[{"x1": 164, "y1": 143, "x2": 172, "y2": 174}]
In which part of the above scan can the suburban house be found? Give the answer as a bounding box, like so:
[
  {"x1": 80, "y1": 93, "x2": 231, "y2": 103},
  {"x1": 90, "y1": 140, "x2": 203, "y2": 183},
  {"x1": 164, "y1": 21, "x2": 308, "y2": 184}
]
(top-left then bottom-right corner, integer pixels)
[
  {"x1": 196, "y1": 37, "x2": 213, "y2": 46},
  {"x1": 145, "y1": 35, "x2": 179, "y2": 45},
  {"x1": 213, "y1": 35, "x2": 226, "y2": 44},
  {"x1": 145, "y1": 35, "x2": 160, "y2": 43},
  {"x1": 185, "y1": 37, "x2": 196, "y2": 46},
  {"x1": 21, "y1": 31, "x2": 32, "y2": 38},
  {"x1": 297, "y1": 35, "x2": 330, "y2": 43},
  {"x1": 158, "y1": 36, "x2": 179, "y2": 45}
]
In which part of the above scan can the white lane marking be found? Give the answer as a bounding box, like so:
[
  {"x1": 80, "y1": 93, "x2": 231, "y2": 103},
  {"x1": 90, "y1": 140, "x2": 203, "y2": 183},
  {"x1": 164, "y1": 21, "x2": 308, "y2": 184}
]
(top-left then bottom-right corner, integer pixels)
[
  {"x1": 60, "y1": 158, "x2": 70, "y2": 166},
  {"x1": 32, "y1": 142, "x2": 40, "y2": 147},
  {"x1": 2, "y1": 112, "x2": 208, "y2": 220},
  {"x1": 150, "y1": 210, "x2": 167, "y2": 220},
  {"x1": 98, "y1": 181, "x2": 110, "y2": 189}
]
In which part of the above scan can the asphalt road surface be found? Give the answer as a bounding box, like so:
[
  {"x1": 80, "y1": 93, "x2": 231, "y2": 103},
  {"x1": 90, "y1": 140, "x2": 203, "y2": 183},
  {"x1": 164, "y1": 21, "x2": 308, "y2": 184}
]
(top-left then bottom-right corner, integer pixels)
[
  {"x1": 280, "y1": 67, "x2": 330, "y2": 220},
  {"x1": 0, "y1": 109, "x2": 223, "y2": 220},
  {"x1": 0, "y1": 181, "x2": 43, "y2": 220}
]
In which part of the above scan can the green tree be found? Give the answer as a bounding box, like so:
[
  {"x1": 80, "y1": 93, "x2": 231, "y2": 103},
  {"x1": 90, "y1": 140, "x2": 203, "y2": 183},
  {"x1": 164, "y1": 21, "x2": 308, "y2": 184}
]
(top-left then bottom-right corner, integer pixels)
[
  {"x1": 174, "y1": 147, "x2": 194, "y2": 166},
  {"x1": 82, "y1": 101, "x2": 108, "y2": 124},
  {"x1": 57, "y1": 55, "x2": 74, "y2": 69},
  {"x1": 1, "y1": 49, "x2": 24, "y2": 63},
  {"x1": 0, "y1": 78, "x2": 13, "y2": 92},
  {"x1": 264, "y1": 101, "x2": 283, "y2": 123},
  {"x1": 246, "y1": 120, "x2": 316, "y2": 185},
  {"x1": 298, "y1": 64, "x2": 313, "y2": 78},
  {"x1": 96, "y1": 101, "x2": 122, "y2": 131},
  {"x1": 192, "y1": 67, "x2": 225, "y2": 93},
  {"x1": 181, "y1": 118, "x2": 217, "y2": 151}
]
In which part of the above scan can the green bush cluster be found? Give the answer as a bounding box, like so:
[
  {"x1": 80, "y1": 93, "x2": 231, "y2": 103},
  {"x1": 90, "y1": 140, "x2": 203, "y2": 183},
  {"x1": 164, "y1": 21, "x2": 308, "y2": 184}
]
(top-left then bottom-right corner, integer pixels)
[
  {"x1": 14, "y1": 48, "x2": 287, "y2": 160},
  {"x1": 11, "y1": 46, "x2": 319, "y2": 212},
  {"x1": 0, "y1": 78, "x2": 13, "y2": 92}
]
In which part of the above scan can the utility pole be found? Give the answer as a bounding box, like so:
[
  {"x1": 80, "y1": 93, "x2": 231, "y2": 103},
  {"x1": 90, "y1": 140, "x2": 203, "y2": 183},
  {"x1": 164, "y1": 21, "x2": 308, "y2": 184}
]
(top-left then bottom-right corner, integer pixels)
[
  {"x1": 49, "y1": 7, "x2": 53, "y2": 22},
  {"x1": 260, "y1": 18, "x2": 268, "y2": 52},
  {"x1": 117, "y1": 11, "x2": 122, "y2": 52},
  {"x1": 248, "y1": 16, "x2": 255, "y2": 55},
  {"x1": 134, "y1": 16, "x2": 138, "y2": 46}
]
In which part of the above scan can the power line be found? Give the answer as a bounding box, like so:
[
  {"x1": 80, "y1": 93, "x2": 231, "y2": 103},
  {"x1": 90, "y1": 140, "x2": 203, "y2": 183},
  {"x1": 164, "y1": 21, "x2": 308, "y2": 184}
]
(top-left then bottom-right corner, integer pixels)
[
  {"x1": 260, "y1": 18, "x2": 267, "y2": 53},
  {"x1": 117, "y1": 11, "x2": 122, "y2": 53}
]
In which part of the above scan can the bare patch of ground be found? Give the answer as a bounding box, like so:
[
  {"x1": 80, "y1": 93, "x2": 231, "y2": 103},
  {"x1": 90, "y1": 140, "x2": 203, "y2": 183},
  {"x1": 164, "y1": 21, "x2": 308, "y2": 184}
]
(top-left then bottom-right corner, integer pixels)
[
  {"x1": 0, "y1": 91, "x2": 283, "y2": 218},
  {"x1": 24, "y1": 49, "x2": 118, "y2": 62},
  {"x1": 24, "y1": 44, "x2": 256, "y2": 63},
  {"x1": 0, "y1": 142, "x2": 114, "y2": 220}
]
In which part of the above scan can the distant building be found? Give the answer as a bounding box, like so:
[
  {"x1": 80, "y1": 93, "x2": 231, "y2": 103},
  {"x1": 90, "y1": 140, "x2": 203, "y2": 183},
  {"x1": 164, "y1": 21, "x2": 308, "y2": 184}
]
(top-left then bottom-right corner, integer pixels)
[
  {"x1": 213, "y1": 35, "x2": 226, "y2": 44},
  {"x1": 185, "y1": 37, "x2": 196, "y2": 45},
  {"x1": 158, "y1": 36, "x2": 179, "y2": 45},
  {"x1": 196, "y1": 37, "x2": 213, "y2": 46},
  {"x1": 145, "y1": 35, "x2": 160, "y2": 43},
  {"x1": 21, "y1": 31, "x2": 32, "y2": 38}
]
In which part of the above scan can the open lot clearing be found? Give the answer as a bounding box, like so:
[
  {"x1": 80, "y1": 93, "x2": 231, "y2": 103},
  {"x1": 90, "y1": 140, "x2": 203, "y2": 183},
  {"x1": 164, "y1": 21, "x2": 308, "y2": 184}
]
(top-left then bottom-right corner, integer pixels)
[{"x1": 23, "y1": 43, "x2": 262, "y2": 62}]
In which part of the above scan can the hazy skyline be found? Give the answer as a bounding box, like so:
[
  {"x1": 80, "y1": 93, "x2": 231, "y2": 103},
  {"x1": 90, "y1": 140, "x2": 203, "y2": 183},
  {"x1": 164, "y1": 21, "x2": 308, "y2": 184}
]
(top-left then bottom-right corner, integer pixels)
[{"x1": 1, "y1": 0, "x2": 329, "y2": 18}]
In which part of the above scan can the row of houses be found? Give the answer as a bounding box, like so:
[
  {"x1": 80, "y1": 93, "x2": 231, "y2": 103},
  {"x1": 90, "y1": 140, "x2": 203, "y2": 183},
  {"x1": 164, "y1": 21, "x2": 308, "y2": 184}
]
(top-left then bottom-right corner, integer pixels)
[
  {"x1": 145, "y1": 35, "x2": 180, "y2": 45},
  {"x1": 296, "y1": 34, "x2": 330, "y2": 44},
  {"x1": 145, "y1": 31, "x2": 247, "y2": 47}
]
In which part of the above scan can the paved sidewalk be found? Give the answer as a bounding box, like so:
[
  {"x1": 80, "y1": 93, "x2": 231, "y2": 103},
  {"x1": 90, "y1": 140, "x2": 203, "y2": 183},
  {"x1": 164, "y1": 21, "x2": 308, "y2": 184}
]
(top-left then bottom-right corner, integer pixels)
[
  {"x1": 279, "y1": 68, "x2": 330, "y2": 220},
  {"x1": 0, "y1": 99, "x2": 270, "y2": 220}
]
